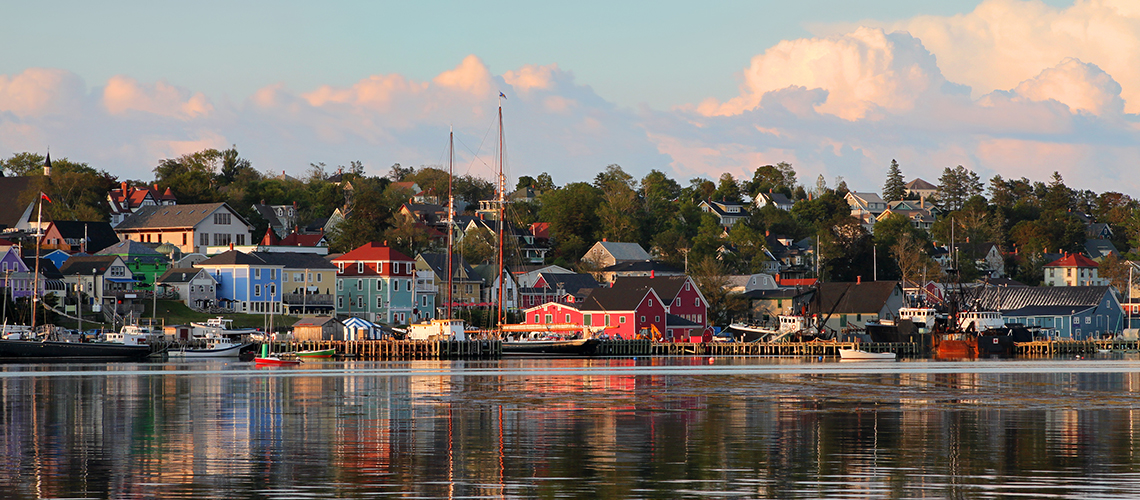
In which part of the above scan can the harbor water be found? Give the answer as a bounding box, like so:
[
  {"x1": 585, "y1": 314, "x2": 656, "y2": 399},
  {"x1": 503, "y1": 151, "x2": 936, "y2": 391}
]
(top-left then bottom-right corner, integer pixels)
[{"x1": 5, "y1": 355, "x2": 1140, "y2": 498}]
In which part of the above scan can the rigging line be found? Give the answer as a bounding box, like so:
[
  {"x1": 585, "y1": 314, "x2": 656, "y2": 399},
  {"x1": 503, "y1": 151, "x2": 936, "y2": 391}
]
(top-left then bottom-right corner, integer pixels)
[{"x1": 455, "y1": 118, "x2": 497, "y2": 177}]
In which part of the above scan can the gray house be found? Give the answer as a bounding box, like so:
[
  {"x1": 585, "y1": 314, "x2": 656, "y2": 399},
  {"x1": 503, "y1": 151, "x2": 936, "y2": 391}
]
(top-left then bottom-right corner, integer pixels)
[
  {"x1": 974, "y1": 286, "x2": 1123, "y2": 340},
  {"x1": 157, "y1": 267, "x2": 217, "y2": 310}
]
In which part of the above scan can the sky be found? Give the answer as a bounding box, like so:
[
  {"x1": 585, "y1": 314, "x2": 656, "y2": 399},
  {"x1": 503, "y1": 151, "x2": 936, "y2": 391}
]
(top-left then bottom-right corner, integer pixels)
[{"x1": 1, "y1": 0, "x2": 1136, "y2": 196}]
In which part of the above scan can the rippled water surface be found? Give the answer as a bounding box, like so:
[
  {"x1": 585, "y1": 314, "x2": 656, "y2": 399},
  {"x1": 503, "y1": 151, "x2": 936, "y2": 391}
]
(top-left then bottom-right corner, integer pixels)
[{"x1": 5, "y1": 355, "x2": 1140, "y2": 499}]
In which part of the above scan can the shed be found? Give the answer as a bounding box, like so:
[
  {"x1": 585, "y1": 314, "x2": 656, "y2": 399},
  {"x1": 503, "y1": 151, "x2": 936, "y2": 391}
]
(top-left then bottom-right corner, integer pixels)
[{"x1": 292, "y1": 316, "x2": 346, "y2": 341}]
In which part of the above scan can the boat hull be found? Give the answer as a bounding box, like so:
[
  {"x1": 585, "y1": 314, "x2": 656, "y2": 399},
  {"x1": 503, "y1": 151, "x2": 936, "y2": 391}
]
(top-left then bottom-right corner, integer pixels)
[
  {"x1": 169, "y1": 343, "x2": 249, "y2": 358},
  {"x1": 254, "y1": 357, "x2": 301, "y2": 366},
  {"x1": 295, "y1": 349, "x2": 335, "y2": 359},
  {"x1": 935, "y1": 338, "x2": 977, "y2": 359},
  {"x1": 502, "y1": 338, "x2": 598, "y2": 356},
  {"x1": 838, "y1": 348, "x2": 896, "y2": 360},
  {"x1": 0, "y1": 339, "x2": 152, "y2": 362}
]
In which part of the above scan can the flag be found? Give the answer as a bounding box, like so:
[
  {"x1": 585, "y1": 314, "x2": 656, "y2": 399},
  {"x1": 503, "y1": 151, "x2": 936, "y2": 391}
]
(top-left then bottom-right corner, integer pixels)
[
  {"x1": 40, "y1": 192, "x2": 52, "y2": 203},
  {"x1": 499, "y1": 92, "x2": 507, "y2": 99}
]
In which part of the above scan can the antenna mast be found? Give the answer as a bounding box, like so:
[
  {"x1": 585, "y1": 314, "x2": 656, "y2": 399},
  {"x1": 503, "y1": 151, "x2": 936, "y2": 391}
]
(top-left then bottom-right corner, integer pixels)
[
  {"x1": 496, "y1": 94, "x2": 506, "y2": 328},
  {"x1": 447, "y1": 127, "x2": 455, "y2": 321}
]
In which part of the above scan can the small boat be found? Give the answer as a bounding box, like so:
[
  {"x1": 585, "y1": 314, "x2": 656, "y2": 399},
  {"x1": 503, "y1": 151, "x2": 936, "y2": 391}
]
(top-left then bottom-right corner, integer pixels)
[
  {"x1": 106, "y1": 324, "x2": 165, "y2": 346},
  {"x1": 253, "y1": 343, "x2": 300, "y2": 366},
  {"x1": 169, "y1": 334, "x2": 250, "y2": 359},
  {"x1": 295, "y1": 348, "x2": 335, "y2": 359},
  {"x1": 838, "y1": 348, "x2": 897, "y2": 360}
]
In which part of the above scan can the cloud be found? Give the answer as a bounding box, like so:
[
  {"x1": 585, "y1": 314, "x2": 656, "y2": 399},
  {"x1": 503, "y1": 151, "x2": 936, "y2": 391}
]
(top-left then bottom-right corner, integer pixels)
[
  {"x1": 0, "y1": 68, "x2": 85, "y2": 117},
  {"x1": 873, "y1": 0, "x2": 1140, "y2": 113},
  {"x1": 103, "y1": 76, "x2": 213, "y2": 119},
  {"x1": 1010, "y1": 58, "x2": 1124, "y2": 116},
  {"x1": 698, "y1": 27, "x2": 951, "y2": 121}
]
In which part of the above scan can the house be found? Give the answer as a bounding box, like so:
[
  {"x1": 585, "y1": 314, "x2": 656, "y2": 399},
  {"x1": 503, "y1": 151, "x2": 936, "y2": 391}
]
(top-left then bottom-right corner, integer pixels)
[
  {"x1": 413, "y1": 270, "x2": 437, "y2": 321},
  {"x1": 156, "y1": 267, "x2": 218, "y2": 309},
  {"x1": 763, "y1": 235, "x2": 815, "y2": 278},
  {"x1": 806, "y1": 281, "x2": 906, "y2": 333},
  {"x1": 754, "y1": 192, "x2": 794, "y2": 211},
  {"x1": 939, "y1": 242, "x2": 1005, "y2": 278},
  {"x1": 292, "y1": 316, "x2": 347, "y2": 341},
  {"x1": 1087, "y1": 223, "x2": 1113, "y2": 240},
  {"x1": 1044, "y1": 253, "x2": 1107, "y2": 287},
  {"x1": 96, "y1": 240, "x2": 169, "y2": 291},
  {"x1": 472, "y1": 264, "x2": 518, "y2": 311},
  {"x1": 0, "y1": 247, "x2": 33, "y2": 299},
  {"x1": 514, "y1": 264, "x2": 574, "y2": 288},
  {"x1": 845, "y1": 192, "x2": 888, "y2": 226},
  {"x1": 194, "y1": 250, "x2": 284, "y2": 314},
  {"x1": 975, "y1": 286, "x2": 1122, "y2": 339},
  {"x1": 583, "y1": 241, "x2": 652, "y2": 269},
  {"x1": 108, "y1": 182, "x2": 177, "y2": 226},
  {"x1": 115, "y1": 202, "x2": 253, "y2": 255},
  {"x1": 1084, "y1": 239, "x2": 1119, "y2": 261},
  {"x1": 39, "y1": 221, "x2": 120, "y2": 254},
  {"x1": 742, "y1": 287, "x2": 813, "y2": 325},
  {"x1": 517, "y1": 272, "x2": 599, "y2": 309},
  {"x1": 26, "y1": 257, "x2": 66, "y2": 298},
  {"x1": 611, "y1": 276, "x2": 710, "y2": 340},
  {"x1": 416, "y1": 252, "x2": 484, "y2": 306},
  {"x1": 58, "y1": 255, "x2": 136, "y2": 313},
  {"x1": 876, "y1": 201, "x2": 935, "y2": 232},
  {"x1": 905, "y1": 178, "x2": 938, "y2": 200},
  {"x1": 331, "y1": 242, "x2": 416, "y2": 325},
  {"x1": 524, "y1": 285, "x2": 667, "y2": 340},
  {"x1": 698, "y1": 200, "x2": 748, "y2": 227},
  {"x1": 42, "y1": 249, "x2": 73, "y2": 270},
  {"x1": 254, "y1": 252, "x2": 337, "y2": 316},
  {"x1": 251, "y1": 203, "x2": 299, "y2": 238},
  {"x1": 726, "y1": 273, "x2": 779, "y2": 294},
  {"x1": 398, "y1": 203, "x2": 448, "y2": 226}
]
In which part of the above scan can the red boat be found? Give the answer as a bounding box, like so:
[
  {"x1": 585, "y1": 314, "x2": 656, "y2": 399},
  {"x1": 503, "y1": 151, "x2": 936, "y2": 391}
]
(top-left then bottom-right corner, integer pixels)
[{"x1": 253, "y1": 344, "x2": 300, "y2": 366}]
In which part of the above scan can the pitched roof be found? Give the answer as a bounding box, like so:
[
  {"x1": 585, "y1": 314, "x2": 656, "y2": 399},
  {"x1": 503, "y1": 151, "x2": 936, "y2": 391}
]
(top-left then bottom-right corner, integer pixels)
[
  {"x1": 418, "y1": 252, "x2": 481, "y2": 283},
  {"x1": 157, "y1": 268, "x2": 211, "y2": 283},
  {"x1": 96, "y1": 239, "x2": 165, "y2": 261},
  {"x1": 292, "y1": 316, "x2": 342, "y2": 327},
  {"x1": 333, "y1": 242, "x2": 413, "y2": 263},
  {"x1": 612, "y1": 275, "x2": 692, "y2": 302},
  {"x1": 579, "y1": 285, "x2": 655, "y2": 312},
  {"x1": 974, "y1": 286, "x2": 1113, "y2": 316},
  {"x1": 1045, "y1": 253, "x2": 1099, "y2": 268},
  {"x1": 536, "y1": 272, "x2": 600, "y2": 296},
  {"x1": 279, "y1": 232, "x2": 326, "y2": 247},
  {"x1": 602, "y1": 260, "x2": 683, "y2": 273},
  {"x1": 196, "y1": 250, "x2": 269, "y2": 266},
  {"x1": 1084, "y1": 239, "x2": 1118, "y2": 259},
  {"x1": 46, "y1": 220, "x2": 120, "y2": 253},
  {"x1": 116, "y1": 203, "x2": 239, "y2": 230},
  {"x1": 58, "y1": 255, "x2": 121, "y2": 276},
  {"x1": 592, "y1": 241, "x2": 651, "y2": 262},
  {"x1": 808, "y1": 281, "x2": 901, "y2": 315},
  {"x1": 905, "y1": 178, "x2": 937, "y2": 190},
  {"x1": 253, "y1": 252, "x2": 336, "y2": 269}
]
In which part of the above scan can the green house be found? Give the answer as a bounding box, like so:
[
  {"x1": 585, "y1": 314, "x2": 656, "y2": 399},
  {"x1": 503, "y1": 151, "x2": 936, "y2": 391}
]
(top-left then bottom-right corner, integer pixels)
[{"x1": 96, "y1": 240, "x2": 171, "y2": 290}]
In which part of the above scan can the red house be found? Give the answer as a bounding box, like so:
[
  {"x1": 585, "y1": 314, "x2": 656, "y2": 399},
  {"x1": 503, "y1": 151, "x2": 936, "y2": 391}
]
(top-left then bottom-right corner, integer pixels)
[
  {"x1": 524, "y1": 286, "x2": 666, "y2": 340},
  {"x1": 611, "y1": 276, "x2": 709, "y2": 340}
]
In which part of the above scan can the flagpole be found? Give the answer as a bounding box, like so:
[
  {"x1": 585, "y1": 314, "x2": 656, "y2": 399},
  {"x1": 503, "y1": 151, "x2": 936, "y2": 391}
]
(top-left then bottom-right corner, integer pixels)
[{"x1": 32, "y1": 195, "x2": 41, "y2": 332}]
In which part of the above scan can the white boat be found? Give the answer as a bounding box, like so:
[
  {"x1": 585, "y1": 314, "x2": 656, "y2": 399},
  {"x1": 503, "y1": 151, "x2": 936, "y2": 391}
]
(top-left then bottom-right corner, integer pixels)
[
  {"x1": 169, "y1": 333, "x2": 249, "y2": 358},
  {"x1": 106, "y1": 325, "x2": 164, "y2": 346},
  {"x1": 839, "y1": 348, "x2": 897, "y2": 360},
  {"x1": 190, "y1": 317, "x2": 259, "y2": 339}
]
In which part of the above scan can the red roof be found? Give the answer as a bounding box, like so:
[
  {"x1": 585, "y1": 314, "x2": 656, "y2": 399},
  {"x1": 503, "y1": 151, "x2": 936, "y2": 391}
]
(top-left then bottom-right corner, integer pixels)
[
  {"x1": 280, "y1": 233, "x2": 326, "y2": 246},
  {"x1": 776, "y1": 278, "x2": 818, "y2": 287},
  {"x1": 260, "y1": 228, "x2": 280, "y2": 246},
  {"x1": 332, "y1": 242, "x2": 413, "y2": 263},
  {"x1": 1045, "y1": 253, "x2": 1099, "y2": 268},
  {"x1": 530, "y1": 222, "x2": 550, "y2": 239}
]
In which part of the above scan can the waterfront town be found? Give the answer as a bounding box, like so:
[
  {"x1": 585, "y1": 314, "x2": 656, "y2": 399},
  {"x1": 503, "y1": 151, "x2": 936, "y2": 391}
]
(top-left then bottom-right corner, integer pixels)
[{"x1": 0, "y1": 149, "x2": 1133, "y2": 347}]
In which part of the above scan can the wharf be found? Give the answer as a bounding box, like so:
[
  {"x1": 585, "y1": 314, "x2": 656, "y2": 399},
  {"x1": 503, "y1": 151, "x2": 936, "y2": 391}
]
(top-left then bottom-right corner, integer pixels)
[{"x1": 1015, "y1": 339, "x2": 1140, "y2": 356}]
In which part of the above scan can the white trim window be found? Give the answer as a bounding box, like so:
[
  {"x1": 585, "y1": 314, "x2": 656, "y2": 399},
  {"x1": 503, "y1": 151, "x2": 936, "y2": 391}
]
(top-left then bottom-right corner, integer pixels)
[{"x1": 254, "y1": 284, "x2": 261, "y2": 297}]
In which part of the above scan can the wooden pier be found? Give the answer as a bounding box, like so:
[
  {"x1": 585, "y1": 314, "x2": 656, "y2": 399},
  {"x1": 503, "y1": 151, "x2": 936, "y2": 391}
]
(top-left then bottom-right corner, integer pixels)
[{"x1": 262, "y1": 338, "x2": 1140, "y2": 360}]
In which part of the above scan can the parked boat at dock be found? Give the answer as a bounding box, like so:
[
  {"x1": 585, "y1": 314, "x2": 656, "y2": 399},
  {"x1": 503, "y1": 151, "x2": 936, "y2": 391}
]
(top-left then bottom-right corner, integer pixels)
[
  {"x1": 169, "y1": 333, "x2": 251, "y2": 358},
  {"x1": 838, "y1": 348, "x2": 896, "y2": 360},
  {"x1": 295, "y1": 348, "x2": 335, "y2": 359},
  {"x1": 0, "y1": 337, "x2": 152, "y2": 362}
]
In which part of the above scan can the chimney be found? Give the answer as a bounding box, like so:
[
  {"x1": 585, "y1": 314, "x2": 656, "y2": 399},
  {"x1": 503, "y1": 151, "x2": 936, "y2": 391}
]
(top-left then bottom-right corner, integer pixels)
[
  {"x1": 857, "y1": 276, "x2": 862, "y2": 284},
  {"x1": 120, "y1": 181, "x2": 128, "y2": 193},
  {"x1": 650, "y1": 270, "x2": 655, "y2": 279},
  {"x1": 229, "y1": 242, "x2": 234, "y2": 250}
]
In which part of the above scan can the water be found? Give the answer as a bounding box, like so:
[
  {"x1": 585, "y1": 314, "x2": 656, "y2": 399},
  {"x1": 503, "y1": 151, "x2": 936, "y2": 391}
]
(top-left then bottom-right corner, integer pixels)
[{"x1": 5, "y1": 355, "x2": 1140, "y2": 499}]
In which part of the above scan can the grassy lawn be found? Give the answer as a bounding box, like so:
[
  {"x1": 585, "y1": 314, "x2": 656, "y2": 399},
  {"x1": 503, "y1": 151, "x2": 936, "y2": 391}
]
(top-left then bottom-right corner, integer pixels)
[{"x1": 144, "y1": 300, "x2": 299, "y2": 330}]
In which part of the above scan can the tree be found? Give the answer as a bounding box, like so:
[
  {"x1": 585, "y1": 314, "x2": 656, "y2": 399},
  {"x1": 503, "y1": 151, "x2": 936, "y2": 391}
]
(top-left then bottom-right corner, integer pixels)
[
  {"x1": 327, "y1": 176, "x2": 394, "y2": 252},
  {"x1": 712, "y1": 172, "x2": 742, "y2": 202},
  {"x1": 387, "y1": 163, "x2": 413, "y2": 181},
  {"x1": 1043, "y1": 171, "x2": 1073, "y2": 212},
  {"x1": 534, "y1": 172, "x2": 557, "y2": 192},
  {"x1": 692, "y1": 256, "x2": 736, "y2": 325},
  {"x1": 882, "y1": 159, "x2": 906, "y2": 201},
  {"x1": 458, "y1": 227, "x2": 496, "y2": 265},
  {"x1": 1098, "y1": 254, "x2": 1136, "y2": 298},
  {"x1": 1, "y1": 152, "x2": 47, "y2": 176},
  {"x1": 538, "y1": 182, "x2": 602, "y2": 261},
  {"x1": 892, "y1": 232, "x2": 941, "y2": 286},
  {"x1": 936, "y1": 165, "x2": 984, "y2": 211},
  {"x1": 218, "y1": 146, "x2": 254, "y2": 186}
]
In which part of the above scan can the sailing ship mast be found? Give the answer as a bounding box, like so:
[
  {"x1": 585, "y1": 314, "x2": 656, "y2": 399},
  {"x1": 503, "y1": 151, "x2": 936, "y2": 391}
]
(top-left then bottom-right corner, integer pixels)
[
  {"x1": 496, "y1": 93, "x2": 506, "y2": 328},
  {"x1": 446, "y1": 127, "x2": 455, "y2": 320}
]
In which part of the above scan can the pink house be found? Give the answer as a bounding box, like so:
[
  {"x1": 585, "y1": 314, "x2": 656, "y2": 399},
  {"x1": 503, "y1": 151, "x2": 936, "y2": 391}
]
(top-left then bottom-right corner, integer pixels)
[{"x1": 524, "y1": 285, "x2": 667, "y2": 340}]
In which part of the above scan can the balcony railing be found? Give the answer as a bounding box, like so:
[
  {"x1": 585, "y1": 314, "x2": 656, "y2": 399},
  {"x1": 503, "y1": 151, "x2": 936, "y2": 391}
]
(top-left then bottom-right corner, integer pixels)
[{"x1": 283, "y1": 293, "x2": 334, "y2": 306}]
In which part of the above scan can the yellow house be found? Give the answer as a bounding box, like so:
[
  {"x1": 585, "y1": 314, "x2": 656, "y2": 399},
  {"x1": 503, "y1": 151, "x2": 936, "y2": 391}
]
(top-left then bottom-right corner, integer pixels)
[{"x1": 255, "y1": 253, "x2": 337, "y2": 315}]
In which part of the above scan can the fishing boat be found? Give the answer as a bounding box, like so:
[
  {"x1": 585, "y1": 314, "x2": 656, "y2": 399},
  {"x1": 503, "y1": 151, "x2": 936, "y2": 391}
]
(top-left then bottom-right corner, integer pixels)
[
  {"x1": 169, "y1": 332, "x2": 250, "y2": 358},
  {"x1": 838, "y1": 348, "x2": 897, "y2": 360},
  {"x1": 106, "y1": 324, "x2": 165, "y2": 346},
  {"x1": 253, "y1": 343, "x2": 300, "y2": 366},
  {"x1": 499, "y1": 324, "x2": 602, "y2": 356},
  {"x1": 0, "y1": 337, "x2": 152, "y2": 362},
  {"x1": 191, "y1": 317, "x2": 259, "y2": 339},
  {"x1": 295, "y1": 348, "x2": 335, "y2": 359}
]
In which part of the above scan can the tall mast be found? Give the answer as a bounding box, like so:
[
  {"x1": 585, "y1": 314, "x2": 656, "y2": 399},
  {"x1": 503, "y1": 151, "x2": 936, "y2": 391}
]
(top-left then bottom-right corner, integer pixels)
[
  {"x1": 496, "y1": 94, "x2": 505, "y2": 328},
  {"x1": 32, "y1": 195, "x2": 41, "y2": 331},
  {"x1": 446, "y1": 127, "x2": 455, "y2": 320}
]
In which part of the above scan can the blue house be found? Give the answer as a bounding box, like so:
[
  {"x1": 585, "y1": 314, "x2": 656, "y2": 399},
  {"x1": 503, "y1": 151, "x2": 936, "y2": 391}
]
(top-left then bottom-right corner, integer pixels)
[
  {"x1": 976, "y1": 286, "x2": 1123, "y2": 340},
  {"x1": 195, "y1": 250, "x2": 284, "y2": 314}
]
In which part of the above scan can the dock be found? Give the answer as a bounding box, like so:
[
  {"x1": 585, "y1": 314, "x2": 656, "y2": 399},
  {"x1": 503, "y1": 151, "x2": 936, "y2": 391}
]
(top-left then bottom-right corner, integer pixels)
[{"x1": 262, "y1": 338, "x2": 1140, "y2": 360}]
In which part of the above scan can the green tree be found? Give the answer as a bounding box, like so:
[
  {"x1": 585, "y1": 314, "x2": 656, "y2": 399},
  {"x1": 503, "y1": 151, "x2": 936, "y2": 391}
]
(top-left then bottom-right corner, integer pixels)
[
  {"x1": 327, "y1": 176, "x2": 394, "y2": 252},
  {"x1": 882, "y1": 159, "x2": 906, "y2": 201},
  {"x1": 538, "y1": 182, "x2": 602, "y2": 262},
  {"x1": 745, "y1": 162, "x2": 797, "y2": 198},
  {"x1": 936, "y1": 165, "x2": 984, "y2": 211},
  {"x1": 712, "y1": 172, "x2": 742, "y2": 202},
  {"x1": 1, "y1": 152, "x2": 48, "y2": 176}
]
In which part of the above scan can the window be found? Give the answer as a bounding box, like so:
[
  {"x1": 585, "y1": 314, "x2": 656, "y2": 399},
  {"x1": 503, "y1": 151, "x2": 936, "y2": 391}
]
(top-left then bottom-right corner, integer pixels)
[
  {"x1": 356, "y1": 279, "x2": 363, "y2": 291},
  {"x1": 655, "y1": 316, "x2": 660, "y2": 322},
  {"x1": 254, "y1": 285, "x2": 261, "y2": 296},
  {"x1": 648, "y1": 298, "x2": 653, "y2": 306},
  {"x1": 565, "y1": 314, "x2": 571, "y2": 322},
  {"x1": 316, "y1": 273, "x2": 322, "y2": 282},
  {"x1": 255, "y1": 269, "x2": 261, "y2": 279},
  {"x1": 337, "y1": 296, "x2": 343, "y2": 308},
  {"x1": 533, "y1": 314, "x2": 539, "y2": 322},
  {"x1": 685, "y1": 282, "x2": 690, "y2": 291},
  {"x1": 336, "y1": 262, "x2": 345, "y2": 273},
  {"x1": 270, "y1": 269, "x2": 276, "y2": 280},
  {"x1": 619, "y1": 316, "x2": 626, "y2": 324},
  {"x1": 377, "y1": 297, "x2": 383, "y2": 308},
  {"x1": 337, "y1": 280, "x2": 343, "y2": 291},
  {"x1": 584, "y1": 314, "x2": 591, "y2": 326},
  {"x1": 212, "y1": 233, "x2": 232, "y2": 246},
  {"x1": 674, "y1": 297, "x2": 680, "y2": 306},
  {"x1": 269, "y1": 284, "x2": 275, "y2": 297},
  {"x1": 694, "y1": 297, "x2": 699, "y2": 306},
  {"x1": 545, "y1": 314, "x2": 553, "y2": 323},
  {"x1": 213, "y1": 213, "x2": 231, "y2": 225},
  {"x1": 641, "y1": 316, "x2": 646, "y2": 322},
  {"x1": 1067, "y1": 268, "x2": 1073, "y2": 277},
  {"x1": 357, "y1": 296, "x2": 363, "y2": 308},
  {"x1": 377, "y1": 279, "x2": 383, "y2": 291},
  {"x1": 199, "y1": 232, "x2": 209, "y2": 246}
]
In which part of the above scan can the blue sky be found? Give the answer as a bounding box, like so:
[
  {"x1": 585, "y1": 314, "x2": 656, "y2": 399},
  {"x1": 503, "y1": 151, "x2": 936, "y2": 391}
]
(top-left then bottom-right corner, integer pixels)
[{"x1": 2, "y1": 0, "x2": 1137, "y2": 195}]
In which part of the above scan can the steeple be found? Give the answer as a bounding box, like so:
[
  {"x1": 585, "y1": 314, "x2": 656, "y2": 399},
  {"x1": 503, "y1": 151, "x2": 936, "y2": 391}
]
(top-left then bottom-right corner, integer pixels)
[{"x1": 43, "y1": 151, "x2": 52, "y2": 176}]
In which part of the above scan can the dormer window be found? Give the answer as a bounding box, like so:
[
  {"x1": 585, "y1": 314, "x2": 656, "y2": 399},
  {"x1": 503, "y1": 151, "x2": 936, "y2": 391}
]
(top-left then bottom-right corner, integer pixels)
[{"x1": 357, "y1": 262, "x2": 364, "y2": 274}]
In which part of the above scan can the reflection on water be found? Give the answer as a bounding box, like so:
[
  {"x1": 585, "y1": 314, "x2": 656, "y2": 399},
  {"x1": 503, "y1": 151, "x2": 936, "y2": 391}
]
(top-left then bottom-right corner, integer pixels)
[{"x1": 4, "y1": 356, "x2": 1140, "y2": 498}]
